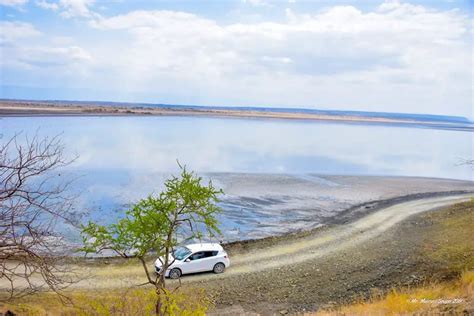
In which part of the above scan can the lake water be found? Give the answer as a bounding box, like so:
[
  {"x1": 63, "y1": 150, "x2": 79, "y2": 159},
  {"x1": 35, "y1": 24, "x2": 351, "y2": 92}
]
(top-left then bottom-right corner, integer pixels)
[{"x1": 1, "y1": 116, "x2": 473, "y2": 242}]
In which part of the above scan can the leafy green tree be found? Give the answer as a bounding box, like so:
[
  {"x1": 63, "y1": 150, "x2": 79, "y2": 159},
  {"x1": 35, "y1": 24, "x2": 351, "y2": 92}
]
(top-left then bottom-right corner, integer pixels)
[{"x1": 81, "y1": 165, "x2": 222, "y2": 315}]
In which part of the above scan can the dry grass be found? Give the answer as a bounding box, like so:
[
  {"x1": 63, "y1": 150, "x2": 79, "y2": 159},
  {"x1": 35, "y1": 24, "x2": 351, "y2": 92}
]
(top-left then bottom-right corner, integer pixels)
[
  {"x1": 0, "y1": 287, "x2": 211, "y2": 315},
  {"x1": 316, "y1": 270, "x2": 473, "y2": 315},
  {"x1": 422, "y1": 199, "x2": 474, "y2": 273}
]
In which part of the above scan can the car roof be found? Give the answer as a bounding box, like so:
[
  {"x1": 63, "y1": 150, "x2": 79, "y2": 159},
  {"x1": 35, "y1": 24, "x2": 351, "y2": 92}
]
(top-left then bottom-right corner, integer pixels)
[{"x1": 185, "y1": 243, "x2": 223, "y2": 252}]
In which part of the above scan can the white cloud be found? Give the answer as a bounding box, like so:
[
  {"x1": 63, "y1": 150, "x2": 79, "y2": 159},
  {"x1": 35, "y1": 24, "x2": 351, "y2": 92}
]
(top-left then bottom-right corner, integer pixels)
[
  {"x1": 35, "y1": 0, "x2": 58, "y2": 10},
  {"x1": 261, "y1": 56, "x2": 293, "y2": 64},
  {"x1": 241, "y1": 0, "x2": 269, "y2": 7},
  {"x1": 59, "y1": 0, "x2": 95, "y2": 18},
  {"x1": 35, "y1": 0, "x2": 97, "y2": 18},
  {"x1": 3, "y1": 2, "x2": 472, "y2": 117},
  {"x1": 0, "y1": 0, "x2": 28, "y2": 7},
  {"x1": 1, "y1": 20, "x2": 91, "y2": 77},
  {"x1": 0, "y1": 21, "x2": 41, "y2": 43},
  {"x1": 18, "y1": 46, "x2": 92, "y2": 67}
]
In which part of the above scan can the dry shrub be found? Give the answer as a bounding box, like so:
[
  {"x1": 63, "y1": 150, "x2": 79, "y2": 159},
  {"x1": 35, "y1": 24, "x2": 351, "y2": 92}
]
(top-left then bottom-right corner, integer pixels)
[{"x1": 316, "y1": 270, "x2": 473, "y2": 315}]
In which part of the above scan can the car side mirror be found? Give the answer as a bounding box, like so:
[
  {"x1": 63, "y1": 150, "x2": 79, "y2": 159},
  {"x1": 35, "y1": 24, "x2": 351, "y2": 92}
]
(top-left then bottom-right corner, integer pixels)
[{"x1": 185, "y1": 258, "x2": 191, "y2": 262}]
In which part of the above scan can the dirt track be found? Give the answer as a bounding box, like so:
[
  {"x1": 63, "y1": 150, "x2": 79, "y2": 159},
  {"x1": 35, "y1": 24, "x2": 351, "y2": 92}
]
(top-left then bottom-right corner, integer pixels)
[{"x1": 184, "y1": 194, "x2": 473, "y2": 280}]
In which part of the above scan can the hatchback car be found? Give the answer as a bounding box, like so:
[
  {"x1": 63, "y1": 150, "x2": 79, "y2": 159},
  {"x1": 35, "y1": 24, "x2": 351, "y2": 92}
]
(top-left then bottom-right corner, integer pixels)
[{"x1": 155, "y1": 243, "x2": 230, "y2": 279}]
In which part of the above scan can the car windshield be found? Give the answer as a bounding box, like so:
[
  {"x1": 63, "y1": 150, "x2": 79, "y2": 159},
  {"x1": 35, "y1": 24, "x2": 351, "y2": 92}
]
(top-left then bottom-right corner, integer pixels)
[{"x1": 173, "y1": 247, "x2": 192, "y2": 260}]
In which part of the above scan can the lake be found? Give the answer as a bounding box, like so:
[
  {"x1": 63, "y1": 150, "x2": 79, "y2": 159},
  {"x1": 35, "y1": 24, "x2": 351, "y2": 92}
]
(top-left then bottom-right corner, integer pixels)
[{"x1": 1, "y1": 115, "x2": 473, "y2": 242}]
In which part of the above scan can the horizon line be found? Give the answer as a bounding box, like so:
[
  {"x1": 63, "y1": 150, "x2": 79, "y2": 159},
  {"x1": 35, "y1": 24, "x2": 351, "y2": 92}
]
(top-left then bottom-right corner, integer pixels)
[{"x1": 0, "y1": 97, "x2": 471, "y2": 122}]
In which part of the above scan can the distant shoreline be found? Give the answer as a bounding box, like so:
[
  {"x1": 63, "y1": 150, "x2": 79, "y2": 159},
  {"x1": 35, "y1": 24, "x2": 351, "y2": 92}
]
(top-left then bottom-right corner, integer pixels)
[{"x1": 1, "y1": 100, "x2": 472, "y2": 130}]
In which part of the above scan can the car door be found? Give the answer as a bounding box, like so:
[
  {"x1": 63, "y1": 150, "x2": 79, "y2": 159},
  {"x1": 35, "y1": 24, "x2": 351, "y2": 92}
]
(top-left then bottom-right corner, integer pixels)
[
  {"x1": 197, "y1": 251, "x2": 219, "y2": 272},
  {"x1": 183, "y1": 251, "x2": 206, "y2": 273}
]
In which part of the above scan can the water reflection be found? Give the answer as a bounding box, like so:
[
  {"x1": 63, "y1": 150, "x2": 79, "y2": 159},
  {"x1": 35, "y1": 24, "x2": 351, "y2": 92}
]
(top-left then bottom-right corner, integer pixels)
[{"x1": 1, "y1": 116, "x2": 472, "y2": 179}]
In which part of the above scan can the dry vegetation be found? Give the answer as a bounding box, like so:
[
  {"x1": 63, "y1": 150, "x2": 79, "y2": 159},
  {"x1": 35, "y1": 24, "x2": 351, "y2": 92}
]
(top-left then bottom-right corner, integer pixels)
[
  {"x1": 422, "y1": 200, "x2": 474, "y2": 274},
  {"x1": 0, "y1": 134, "x2": 78, "y2": 301},
  {"x1": 316, "y1": 270, "x2": 473, "y2": 315},
  {"x1": 0, "y1": 287, "x2": 211, "y2": 315}
]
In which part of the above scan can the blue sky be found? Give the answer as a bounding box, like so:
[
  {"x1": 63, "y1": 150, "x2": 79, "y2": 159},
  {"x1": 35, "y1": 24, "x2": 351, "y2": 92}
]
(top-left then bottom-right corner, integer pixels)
[{"x1": 0, "y1": 0, "x2": 472, "y2": 117}]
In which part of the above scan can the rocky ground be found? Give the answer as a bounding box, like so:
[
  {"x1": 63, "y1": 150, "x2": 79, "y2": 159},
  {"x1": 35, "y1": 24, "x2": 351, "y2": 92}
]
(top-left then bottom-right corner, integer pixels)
[{"x1": 202, "y1": 197, "x2": 474, "y2": 315}]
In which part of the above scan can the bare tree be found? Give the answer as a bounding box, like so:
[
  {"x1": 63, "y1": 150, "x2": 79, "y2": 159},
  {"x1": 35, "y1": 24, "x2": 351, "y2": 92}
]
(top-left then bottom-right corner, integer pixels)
[
  {"x1": 461, "y1": 159, "x2": 474, "y2": 167},
  {"x1": 456, "y1": 158, "x2": 474, "y2": 171},
  {"x1": 0, "y1": 133, "x2": 78, "y2": 302}
]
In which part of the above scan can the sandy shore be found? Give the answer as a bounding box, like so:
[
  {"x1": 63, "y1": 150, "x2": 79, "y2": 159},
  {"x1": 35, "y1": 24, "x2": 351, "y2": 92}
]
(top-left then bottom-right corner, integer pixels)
[
  {"x1": 193, "y1": 174, "x2": 474, "y2": 241},
  {"x1": 1, "y1": 100, "x2": 472, "y2": 129}
]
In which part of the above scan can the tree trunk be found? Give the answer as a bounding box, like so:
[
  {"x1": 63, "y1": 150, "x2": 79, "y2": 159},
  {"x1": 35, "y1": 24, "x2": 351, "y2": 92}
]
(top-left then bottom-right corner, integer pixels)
[
  {"x1": 155, "y1": 213, "x2": 177, "y2": 314},
  {"x1": 155, "y1": 287, "x2": 162, "y2": 316}
]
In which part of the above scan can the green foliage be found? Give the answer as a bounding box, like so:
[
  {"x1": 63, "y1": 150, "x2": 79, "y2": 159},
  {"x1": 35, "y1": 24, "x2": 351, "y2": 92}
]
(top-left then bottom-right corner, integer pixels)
[{"x1": 80, "y1": 165, "x2": 223, "y2": 260}]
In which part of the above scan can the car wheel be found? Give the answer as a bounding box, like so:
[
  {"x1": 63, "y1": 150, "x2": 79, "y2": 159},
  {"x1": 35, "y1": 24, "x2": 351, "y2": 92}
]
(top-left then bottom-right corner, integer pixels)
[
  {"x1": 213, "y1": 263, "x2": 225, "y2": 274},
  {"x1": 169, "y1": 268, "x2": 181, "y2": 279}
]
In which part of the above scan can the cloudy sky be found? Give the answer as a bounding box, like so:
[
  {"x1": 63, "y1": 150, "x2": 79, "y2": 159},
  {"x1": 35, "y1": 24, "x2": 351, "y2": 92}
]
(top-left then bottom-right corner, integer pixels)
[{"x1": 0, "y1": 0, "x2": 472, "y2": 117}]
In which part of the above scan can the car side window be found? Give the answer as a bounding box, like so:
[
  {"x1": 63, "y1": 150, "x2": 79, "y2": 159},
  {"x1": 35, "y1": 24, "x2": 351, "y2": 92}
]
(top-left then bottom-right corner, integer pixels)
[
  {"x1": 206, "y1": 251, "x2": 218, "y2": 257},
  {"x1": 189, "y1": 251, "x2": 218, "y2": 260},
  {"x1": 189, "y1": 252, "x2": 205, "y2": 261}
]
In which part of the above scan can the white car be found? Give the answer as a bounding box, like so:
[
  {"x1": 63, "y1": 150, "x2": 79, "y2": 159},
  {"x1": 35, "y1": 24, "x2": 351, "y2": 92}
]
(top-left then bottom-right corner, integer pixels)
[{"x1": 155, "y1": 243, "x2": 230, "y2": 279}]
